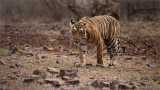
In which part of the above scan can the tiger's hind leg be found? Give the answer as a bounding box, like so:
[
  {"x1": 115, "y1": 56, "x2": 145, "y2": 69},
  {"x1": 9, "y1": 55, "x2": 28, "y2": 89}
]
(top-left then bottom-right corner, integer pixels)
[{"x1": 105, "y1": 39, "x2": 119, "y2": 66}]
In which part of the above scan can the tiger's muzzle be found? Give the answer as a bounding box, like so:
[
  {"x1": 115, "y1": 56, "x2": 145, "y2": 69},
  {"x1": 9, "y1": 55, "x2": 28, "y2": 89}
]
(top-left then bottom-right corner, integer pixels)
[{"x1": 73, "y1": 38, "x2": 80, "y2": 44}]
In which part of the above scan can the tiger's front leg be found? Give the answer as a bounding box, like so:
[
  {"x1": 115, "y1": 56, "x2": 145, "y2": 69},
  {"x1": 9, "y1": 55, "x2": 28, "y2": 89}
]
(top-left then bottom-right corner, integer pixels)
[
  {"x1": 74, "y1": 43, "x2": 86, "y2": 67},
  {"x1": 96, "y1": 40, "x2": 104, "y2": 66}
]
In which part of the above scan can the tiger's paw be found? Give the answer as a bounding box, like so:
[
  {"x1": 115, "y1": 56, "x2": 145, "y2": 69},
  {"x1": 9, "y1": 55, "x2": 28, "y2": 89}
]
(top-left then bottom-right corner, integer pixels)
[
  {"x1": 96, "y1": 64, "x2": 105, "y2": 68},
  {"x1": 74, "y1": 62, "x2": 85, "y2": 67},
  {"x1": 108, "y1": 60, "x2": 117, "y2": 67},
  {"x1": 108, "y1": 63, "x2": 115, "y2": 67}
]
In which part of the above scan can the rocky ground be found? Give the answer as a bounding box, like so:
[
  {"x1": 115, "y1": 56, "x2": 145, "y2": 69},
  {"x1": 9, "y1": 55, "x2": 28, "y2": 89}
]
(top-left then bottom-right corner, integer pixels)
[{"x1": 0, "y1": 21, "x2": 160, "y2": 90}]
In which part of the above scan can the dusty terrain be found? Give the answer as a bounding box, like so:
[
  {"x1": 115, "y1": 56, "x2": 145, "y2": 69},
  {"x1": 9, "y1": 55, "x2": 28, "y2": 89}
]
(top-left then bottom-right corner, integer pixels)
[{"x1": 0, "y1": 20, "x2": 160, "y2": 90}]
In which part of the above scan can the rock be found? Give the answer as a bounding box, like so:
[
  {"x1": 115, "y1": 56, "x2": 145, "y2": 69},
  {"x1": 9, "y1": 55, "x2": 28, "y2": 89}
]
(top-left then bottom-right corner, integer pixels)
[
  {"x1": 56, "y1": 60, "x2": 62, "y2": 64},
  {"x1": 63, "y1": 49, "x2": 70, "y2": 52},
  {"x1": 3, "y1": 76, "x2": 17, "y2": 80},
  {"x1": 15, "y1": 61, "x2": 23, "y2": 67},
  {"x1": 30, "y1": 74, "x2": 41, "y2": 80},
  {"x1": 9, "y1": 44, "x2": 18, "y2": 54},
  {"x1": 129, "y1": 82, "x2": 139, "y2": 88},
  {"x1": 89, "y1": 76, "x2": 95, "y2": 79},
  {"x1": 91, "y1": 80, "x2": 103, "y2": 88},
  {"x1": 9, "y1": 65, "x2": 15, "y2": 68},
  {"x1": 24, "y1": 44, "x2": 30, "y2": 50},
  {"x1": 158, "y1": 82, "x2": 160, "y2": 85},
  {"x1": 100, "y1": 81, "x2": 110, "y2": 88},
  {"x1": 79, "y1": 85, "x2": 89, "y2": 90},
  {"x1": 25, "y1": 53, "x2": 34, "y2": 57},
  {"x1": 146, "y1": 62, "x2": 156, "y2": 68},
  {"x1": 152, "y1": 76, "x2": 160, "y2": 82},
  {"x1": 7, "y1": 57, "x2": 18, "y2": 61},
  {"x1": 23, "y1": 78, "x2": 34, "y2": 83},
  {"x1": 141, "y1": 76, "x2": 148, "y2": 81},
  {"x1": 61, "y1": 76, "x2": 70, "y2": 81},
  {"x1": 141, "y1": 56, "x2": 147, "y2": 60},
  {"x1": 33, "y1": 69, "x2": 43, "y2": 75},
  {"x1": 33, "y1": 69, "x2": 47, "y2": 79},
  {"x1": 0, "y1": 81, "x2": 7, "y2": 85},
  {"x1": 118, "y1": 83, "x2": 131, "y2": 89},
  {"x1": 41, "y1": 56, "x2": 47, "y2": 59},
  {"x1": 66, "y1": 80, "x2": 80, "y2": 85},
  {"x1": 42, "y1": 46, "x2": 54, "y2": 51},
  {"x1": 102, "y1": 87, "x2": 110, "y2": 90},
  {"x1": 0, "y1": 60, "x2": 5, "y2": 65},
  {"x1": 110, "y1": 80, "x2": 119, "y2": 90},
  {"x1": 0, "y1": 88, "x2": 13, "y2": 90},
  {"x1": 36, "y1": 79, "x2": 45, "y2": 85},
  {"x1": 47, "y1": 67, "x2": 59, "y2": 74},
  {"x1": 58, "y1": 69, "x2": 78, "y2": 77},
  {"x1": 44, "y1": 78, "x2": 63, "y2": 87},
  {"x1": 124, "y1": 56, "x2": 133, "y2": 61},
  {"x1": 140, "y1": 82, "x2": 146, "y2": 86}
]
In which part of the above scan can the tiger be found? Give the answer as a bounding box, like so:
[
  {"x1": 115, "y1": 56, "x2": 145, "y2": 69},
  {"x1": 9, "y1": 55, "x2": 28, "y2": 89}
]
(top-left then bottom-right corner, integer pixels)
[{"x1": 70, "y1": 15, "x2": 121, "y2": 67}]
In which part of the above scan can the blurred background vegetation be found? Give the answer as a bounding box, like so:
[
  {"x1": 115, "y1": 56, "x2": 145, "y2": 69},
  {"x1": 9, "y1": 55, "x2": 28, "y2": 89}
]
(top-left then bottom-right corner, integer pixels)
[{"x1": 0, "y1": 0, "x2": 160, "y2": 24}]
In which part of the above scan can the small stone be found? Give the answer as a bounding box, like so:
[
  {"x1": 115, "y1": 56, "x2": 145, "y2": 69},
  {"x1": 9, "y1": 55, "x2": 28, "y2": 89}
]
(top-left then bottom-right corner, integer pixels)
[
  {"x1": 61, "y1": 76, "x2": 70, "y2": 81},
  {"x1": 0, "y1": 60, "x2": 5, "y2": 65},
  {"x1": 124, "y1": 56, "x2": 133, "y2": 61},
  {"x1": 56, "y1": 60, "x2": 61, "y2": 64},
  {"x1": 3, "y1": 76, "x2": 17, "y2": 80},
  {"x1": 141, "y1": 56, "x2": 147, "y2": 60},
  {"x1": 15, "y1": 61, "x2": 23, "y2": 67},
  {"x1": 25, "y1": 53, "x2": 34, "y2": 57},
  {"x1": 146, "y1": 62, "x2": 156, "y2": 68},
  {"x1": 140, "y1": 82, "x2": 146, "y2": 86},
  {"x1": 119, "y1": 83, "x2": 131, "y2": 89},
  {"x1": 102, "y1": 87, "x2": 110, "y2": 90},
  {"x1": 24, "y1": 44, "x2": 30, "y2": 50},
  {"x1": 33, "y1": 69, "x2": 43, "y2": 75},
  {"x1": 9, "y1": 65, "x2": 15, "y2": 68},
  {"x1": 0, "y1": 81, "x2": 7, "y2": 85},
  {"x1": 44, "y1": 78, "x2": 62, "y2": 87},
  {"x1": 42, "y1": 46, "x2": 54, "y2": 51},
  {"x1": 110, "y1": 80, "x2": 119, "y2": 90},
  {"x1": 63, "y1": 49, "x2": 70, "y2": 52},
  {"x1": 141, "y1": 77, "x2": 148, "y2": 81},
  {"x1": 23, "y1": 78, "x2": 34, "y2": 83},
  {"x1": 36, "y1": 79, "x2": 45, "y2": 85},
  {"x1": 9, "y1": 44, "x2": 18, "y2": 54},
  {"x1": 0, "y1": 88, "x2": 13, "y2": 90},
  {"x1": 79, "y1": 85, "x2": 89, "y2": 90},
  {"x1": 89, "y1": 76, "x2": 95, "y2": 79},
  {"x1": 33, "y1": 69, "x2": 47, "y2": 79},
  {"x1": 58, "y1": 69, "x2": 78, "y2": 77},
  {"x1": 7, "y1": 58, "x2": 18, "y2": 61},
  {"x1": 41, "y1": 56, "x2": 47, "y2": 59},
  {"x1": 66, "y1": 80, "x2": 80, "y2": 85},
  {"x1": 152, "y1": 76, "x2": 160, "y2": 82},
  {"x1": 100, "y1": 81, "x2": 110, "y2": 87},
  {"x1": 91, "y1": 80, "x2": 103, "y2": 88},
  {"x1": 47, "y1": 67, "x2": 59, "y2": 74}
]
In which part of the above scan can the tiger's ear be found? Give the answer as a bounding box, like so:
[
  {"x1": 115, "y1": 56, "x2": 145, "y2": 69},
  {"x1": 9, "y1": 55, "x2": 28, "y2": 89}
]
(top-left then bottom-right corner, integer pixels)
[{"x1": 70, "y1": 19, "x2": 75, "y2": 26}]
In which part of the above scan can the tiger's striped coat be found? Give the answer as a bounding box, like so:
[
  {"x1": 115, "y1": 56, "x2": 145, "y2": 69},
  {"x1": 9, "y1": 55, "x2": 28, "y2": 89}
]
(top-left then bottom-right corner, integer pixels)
[{"x1": 70, "y1": 15, "x2": 121, "y2": 66}]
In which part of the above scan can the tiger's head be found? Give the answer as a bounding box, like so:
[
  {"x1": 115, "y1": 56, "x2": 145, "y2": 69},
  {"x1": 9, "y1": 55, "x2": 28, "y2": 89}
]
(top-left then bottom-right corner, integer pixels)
[{"x1": 70, "y1": 19, "x2": 88, "y2": 44}]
